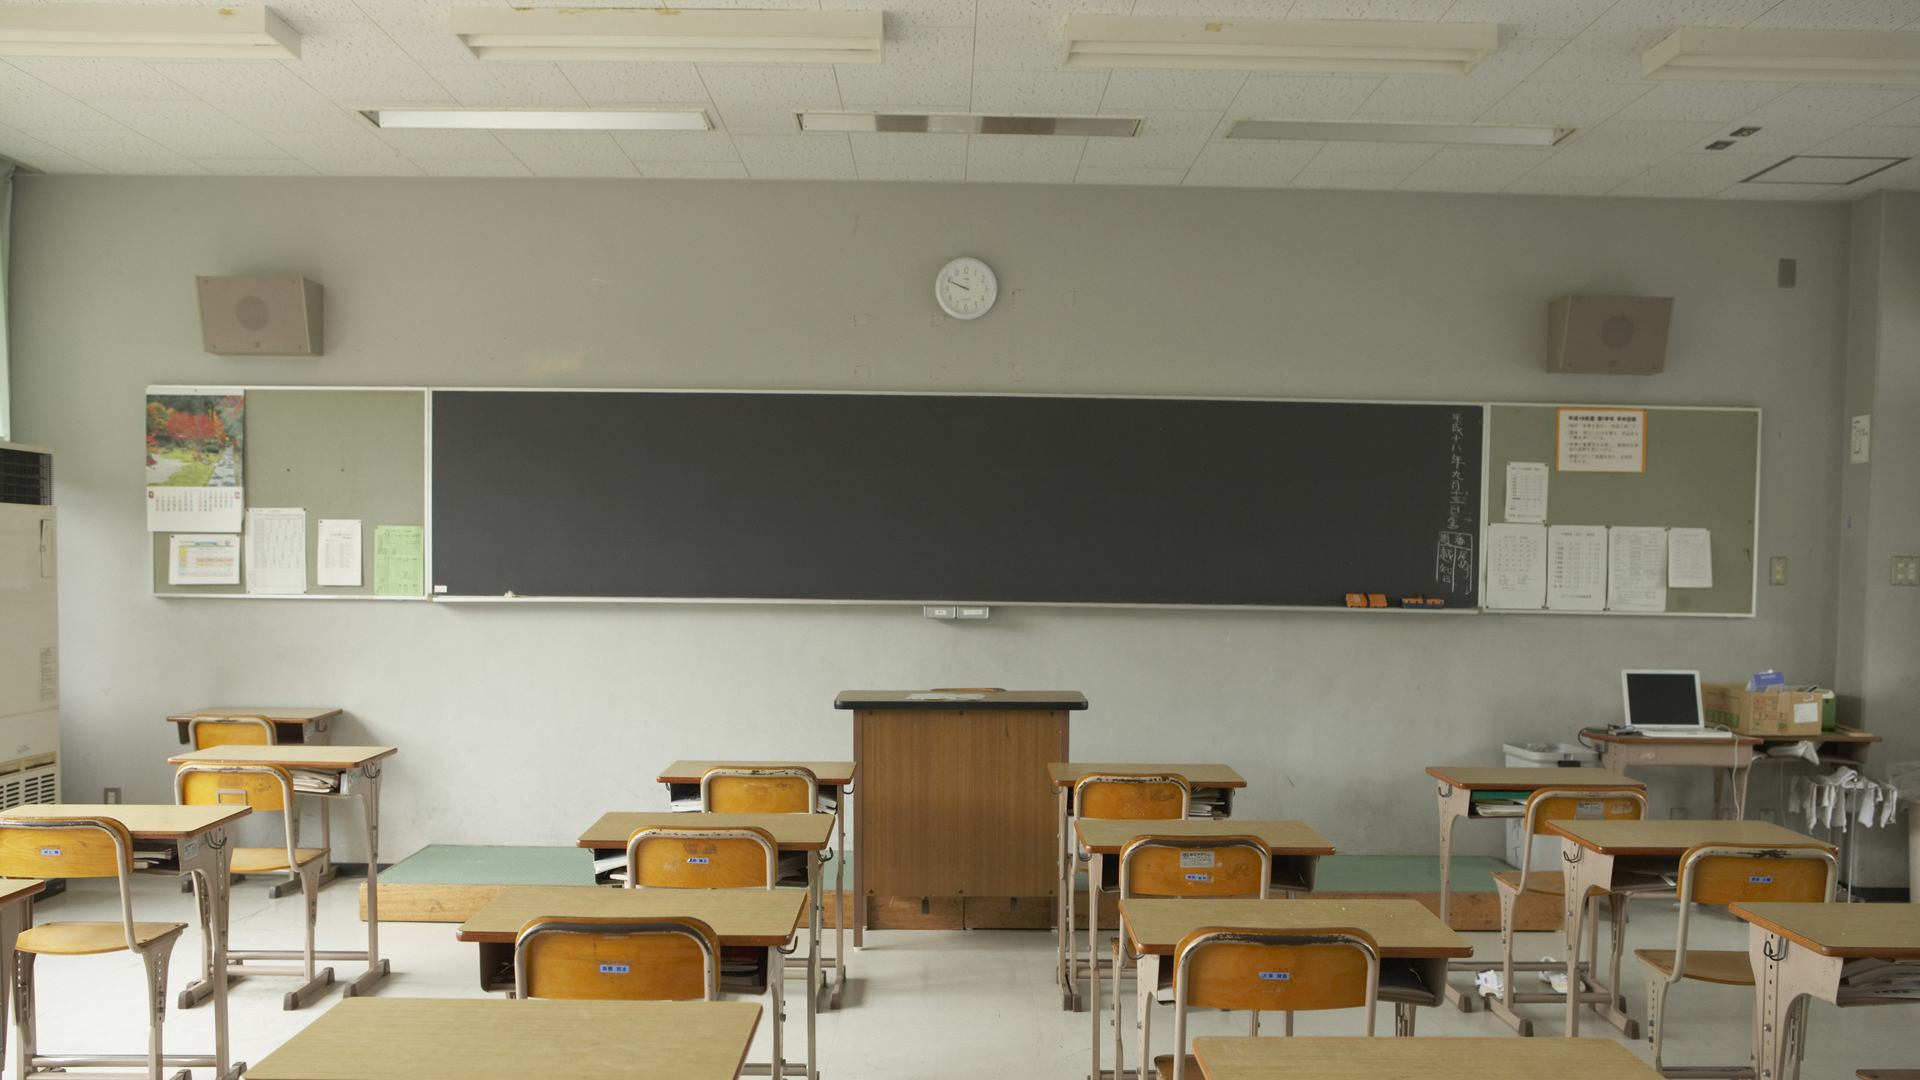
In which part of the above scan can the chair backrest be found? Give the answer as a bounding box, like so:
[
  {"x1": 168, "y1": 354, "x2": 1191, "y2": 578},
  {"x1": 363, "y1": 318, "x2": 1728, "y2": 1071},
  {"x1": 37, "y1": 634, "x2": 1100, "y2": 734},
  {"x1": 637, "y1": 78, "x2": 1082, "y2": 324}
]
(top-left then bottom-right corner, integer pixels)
[
  {"x1": 513, "y1": 916, "x2": 719, "y2": 1001},
  {"x1": 701, "y1": 767, "x2": 818, "y2": 815},
  {"x1": 1075, "y1": 773, "x2": 1191, "y2": 821},
  {"x1": 0, "y1": 817, "x2": 146, "y2": 952},
  {"x1": 625, "y1": 827, "x2": 778, "y2": 890},
  {"x1": 175, "y1": 763, "x2": 300, "y2": 870},
  {"x1": 1170, "y1": 926, "x2": 1381, "y2": 1077},
  {"x1": 1664, "y1": 843, "x2": 1838, "y2": 983},
  {"x1": 189, "y1": 715, "x2": 276, "y2": 749},
  {"x1": 1118, "y1": 836, "x2": 1270, "y2": 900},
  {"x1": 1516, "y1": 787, "x2": 1648, "y2": 890}
]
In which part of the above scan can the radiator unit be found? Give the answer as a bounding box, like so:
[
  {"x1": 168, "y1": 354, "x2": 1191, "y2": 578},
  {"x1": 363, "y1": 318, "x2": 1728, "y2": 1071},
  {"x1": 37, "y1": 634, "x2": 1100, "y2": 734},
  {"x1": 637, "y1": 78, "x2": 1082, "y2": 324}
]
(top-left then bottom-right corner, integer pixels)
[{"x1": 0, "y1": 442, "x2": 60, "y2": 806}]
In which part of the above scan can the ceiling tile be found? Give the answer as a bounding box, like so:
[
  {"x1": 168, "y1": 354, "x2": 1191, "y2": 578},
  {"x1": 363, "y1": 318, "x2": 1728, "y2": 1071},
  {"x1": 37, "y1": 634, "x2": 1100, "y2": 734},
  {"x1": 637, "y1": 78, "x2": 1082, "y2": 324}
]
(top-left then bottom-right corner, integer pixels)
[
  {"x1": 192, "y1": 157, "x2": 321, "y2": 175},
  {"x1": 1560, "y1": 119, "x2": 1729, "y2": 159},
  {"x1": 823, "y1": 0, "x2": 977, "y2": 28},
  {"x1": 1353, "y1": 38, "x2": 1568, "y2": 119},
  {"x1": 1398, "y1": 145, "x2": 1554, "y2": 189},
  {"x1": 0, "y1": 123, "x2": 103, "y2": 173},
  {"x1": 1440, "y1": 0, "x2": 1615, "y2": 40},
  {"x1": 1505, "y1": 173, "x2": 1623, "y2": 194},
  {"x1": 636, "y1": 160, "x2": 752, "y2": 178},
  {"x1": 423, "y1": 63, "x2": 588, "y2": 109},
  {"x1": 1523, "y1": 30, "x2": 1656, "y2": 84},
  {"x1": 970, "y1": 70, "x2": 1109, "y2": 114},
  {"x1": 1076, "y1": 165, "x2": 1187, "y2": 184},
  {"x1": 372, "y1": 128, "x2": 518, "y2": 160},
  {"x1": 733, "y1": 133, "x2": 859, "y2": 178},
  {"x1": 1183, "y1": 140, "x2": 1322, "y2": 186},
  {"x1": 1097, "y1": 70, "x2": 1248, "y2": 113},
  {"x1": 351, "y1": 0, "x2": 490, "y2": 68},
  {"x1": 91, "y1": 99, "x2": 290, "y2": 159},
  {"x1": 965, "y1": 133, "x2": 1085, "y2": 182},
  {"x1": 264, "y1": 129, "x2": 423, "y2": 169},
  {"x1": 1718, "y1": 179, "x2": 1839, "y2": 198},
  {"x1": 1126, "y1": 0, "x2": 1299, "y2": 17},
  {"x1": 0, "y1": 66, "x2": 124, "y2": 131},
  {"x1": 1612, "y1": 81, "x2": 1790, "y2": 123},
  {"x1": 1806, "y1": 125, "x2": 1920, "y2": 156},
  {"x1": 285, "y1": 21, "x2": 455, "y2": 104},
  {"x1": 146, "y1": 62, "x2": 367, "y2": 133},
  {"x1": 1079, "y1": 109, "x2": 1216, "y2": 168},
  {"x1": 1746, "y1": 0, "x2": 1920, "y2": 31},
  {"x1": 835, "y1": 25, "x2": 974, "y2": 107},
  {"x1": 1714, "y1": 122, "x2": 1863, "y2": 156},
  {"x1": 415, "y1": 159, "x2": 536, "y2": 177},
  {"x1": 1478, "y1": 81, "x2": 1651, "y2": 126},
  {"x1": 1291, "y1": 170, "x2": 1407, "y2": 188},
  {"x1": 1523, "y1": 146, "x2": 1658, "y2": 179},
  {"x1": 856, "y1": 161, "x2": 968, "y2": 180},
  {"x1": 1305, "y1": 140, "x2": 1441, "y2": 172},
  {"x1": 1610, "y1": 150, "x2": 1777, "y2": 197},
  {"x1": 611, "y1": 130, "x2": 745, "y2": 163},
  {"x1": 848, "y1": 131, "x2": 970, "y2": 165},
  {"x1": 1736, "y1": 87, "x2": 1920, "y2": 130},
  {"x1": 491, "y1": 131, "x2": 639, "y2": 177},
  {"x1": 699, "y1": 65, "x2": 840, "y2": 135},
  {"x1": 555, "y1": 63, "x2": 712, "y2": 106},
  {"x1": 31, "y1": 128, "x2": 207, "y2": 174},
  {"x1": 1286, "y1": 0, "x2": 1456, "y2": 19},
  {"x1": 264, "y1": 0, "x2": 368, "y2": 23},
  {"x1": 1583, "y1": 0, "x2": 1769, "y2": 34},
  {"x1": 1229, "y1": 75, "x2": 1383, "y2": 120},
  {"x1": 1870, "y1": 96, "x2": 1920, "y2": 126},
  {"x1": 3, "y1": 58, "x2": 191, "y2": 101},
  {"x1": 973, "y1": 0, "x2": 1118, "y2": 72}
]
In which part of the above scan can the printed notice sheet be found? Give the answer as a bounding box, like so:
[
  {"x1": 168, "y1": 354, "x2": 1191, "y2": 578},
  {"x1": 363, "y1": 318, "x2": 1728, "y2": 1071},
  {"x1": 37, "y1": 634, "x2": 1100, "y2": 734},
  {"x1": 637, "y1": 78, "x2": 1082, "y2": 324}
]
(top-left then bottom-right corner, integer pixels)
[
  {"x1": 1504, "y1": 462, "x2": 1548, "y2": 523},
  {"x1": 1557, "y1": 408, "x2": 1646, "y2": 473},
  {"x1": 1607, "y1": 526, "x2": 1668, "y2": 612},
  {"x1": 1485, "y1": 523, "x2": 1547, "y2": 609},
  {"x1": 317, "y1": 519, "x2": 362, "y2": 587},
  {"x1": 168, "y1": 534, "x2": 239, "y2": 585},
  {"x1": 1668, "y1": 528, "x2": 1713, "y2": 589},
  {"x1": 374, "y1": 525, "x2": 424, "y2": 597},
  {"x1": 146, "y1": 391, "x2": 245, "y2": 532},
  {"x1": 1547, "y1": 525, "x2": 1607, "y2": 611},
  {"x1": 245, "y1": 507, "x2": 307, "y2": 594}
]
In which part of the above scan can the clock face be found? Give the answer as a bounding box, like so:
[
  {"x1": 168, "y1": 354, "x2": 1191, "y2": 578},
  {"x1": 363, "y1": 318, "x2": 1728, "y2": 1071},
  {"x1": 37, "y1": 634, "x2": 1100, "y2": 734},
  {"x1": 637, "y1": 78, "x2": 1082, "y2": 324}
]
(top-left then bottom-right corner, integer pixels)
[{"x1": 935, "y1": 257, "x2": 997, "y2": 320}]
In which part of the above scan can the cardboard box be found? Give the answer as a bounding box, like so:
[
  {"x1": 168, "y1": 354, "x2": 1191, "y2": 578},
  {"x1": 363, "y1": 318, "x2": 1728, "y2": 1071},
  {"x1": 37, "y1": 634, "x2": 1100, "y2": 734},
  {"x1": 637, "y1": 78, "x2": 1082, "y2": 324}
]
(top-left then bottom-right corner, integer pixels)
[{"x1": 1702, "y1": 683, "x2": 1825, "y2": 736}]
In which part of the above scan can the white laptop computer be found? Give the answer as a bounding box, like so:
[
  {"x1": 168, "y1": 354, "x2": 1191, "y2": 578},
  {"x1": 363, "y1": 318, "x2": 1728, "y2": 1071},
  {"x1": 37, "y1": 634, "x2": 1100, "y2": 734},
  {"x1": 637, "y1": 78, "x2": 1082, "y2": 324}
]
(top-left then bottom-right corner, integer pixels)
[{"x1": 1620, "y1": 670, "x2": 1734, "y2": 738}]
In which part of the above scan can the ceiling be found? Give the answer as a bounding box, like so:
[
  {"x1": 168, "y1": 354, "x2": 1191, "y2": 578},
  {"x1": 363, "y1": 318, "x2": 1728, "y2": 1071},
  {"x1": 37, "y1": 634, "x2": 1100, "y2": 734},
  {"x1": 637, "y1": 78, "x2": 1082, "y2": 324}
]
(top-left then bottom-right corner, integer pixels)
[{"x1": 1, "y1": 0, "x2": 1918, "y2": 199}]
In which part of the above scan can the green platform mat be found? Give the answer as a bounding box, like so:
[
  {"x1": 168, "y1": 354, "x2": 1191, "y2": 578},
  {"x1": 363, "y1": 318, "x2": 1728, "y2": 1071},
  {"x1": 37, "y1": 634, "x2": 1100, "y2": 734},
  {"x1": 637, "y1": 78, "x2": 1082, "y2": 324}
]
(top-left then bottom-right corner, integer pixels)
[
  {"x1": 378, "y1": 845, "x2": 596, "y2": 886},
  {"x1": 1313, "y1": 855, "x2": 1515, "y2": 893}
]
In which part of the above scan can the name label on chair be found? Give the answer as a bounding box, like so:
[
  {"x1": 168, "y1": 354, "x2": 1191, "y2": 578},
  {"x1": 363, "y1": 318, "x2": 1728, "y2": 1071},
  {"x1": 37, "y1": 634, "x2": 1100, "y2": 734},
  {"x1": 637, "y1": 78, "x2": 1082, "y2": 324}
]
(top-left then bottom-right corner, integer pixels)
[
  {"x1": 1749, "y1": 876, "x2": 1772, "y2": 883},
  {"x1": 1185, "y1": 873, "x2": 1210, "y2": 882},
  {"x1": 1576, "y1": 801, "x2": 1603, "y2": 819},
  {"x1": 38, "y1": 848, "x2": 58, "y2": 856},
  {"x1": 599, "y1": 964, "x2": 630, "y2": 974},
  {"x1": 687, "y1": 857, "x2": 710, "y2": 864},
  {"x1": 1259, "y1": 972, "x2": 1290, "y2": 981},
  {"x1": 1180, "y1": 851, "x2": 1215, "y2": 868}
]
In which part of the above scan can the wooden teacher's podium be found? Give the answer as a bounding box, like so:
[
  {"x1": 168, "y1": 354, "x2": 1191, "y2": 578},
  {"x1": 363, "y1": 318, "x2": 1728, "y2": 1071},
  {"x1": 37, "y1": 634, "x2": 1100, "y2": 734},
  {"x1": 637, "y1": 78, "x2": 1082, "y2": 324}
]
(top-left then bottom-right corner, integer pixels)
[{"x1": 837, "y1": 690, "x2": 1085, "y2": 934}]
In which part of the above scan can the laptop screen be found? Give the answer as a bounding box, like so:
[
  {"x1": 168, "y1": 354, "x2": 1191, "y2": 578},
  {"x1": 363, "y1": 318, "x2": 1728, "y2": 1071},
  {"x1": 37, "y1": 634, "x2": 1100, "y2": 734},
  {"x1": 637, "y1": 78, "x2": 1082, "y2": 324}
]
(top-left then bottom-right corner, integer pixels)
[{"x1": 1622, "y1": 670, "x2": 1704, "y2": 728}]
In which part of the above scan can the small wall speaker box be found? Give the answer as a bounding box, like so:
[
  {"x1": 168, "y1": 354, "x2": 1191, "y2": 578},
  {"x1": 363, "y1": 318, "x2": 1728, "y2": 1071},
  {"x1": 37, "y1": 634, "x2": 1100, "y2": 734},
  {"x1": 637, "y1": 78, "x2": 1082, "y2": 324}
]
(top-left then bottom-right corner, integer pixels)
[
  {"x1": 196, "y1": 276, "x2": 323, "y2": 356},
  {"x1": 1546, "y1": 294, "x2": 1672, "y2": 375}
]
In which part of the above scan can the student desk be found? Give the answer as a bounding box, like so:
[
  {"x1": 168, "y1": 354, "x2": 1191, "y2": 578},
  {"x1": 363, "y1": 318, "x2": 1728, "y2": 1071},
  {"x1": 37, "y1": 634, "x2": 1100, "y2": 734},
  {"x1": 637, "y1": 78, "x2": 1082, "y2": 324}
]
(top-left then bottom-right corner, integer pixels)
[
  {"x1": 578, "y1": 810, "x2": 833, "y2": 1080},
  {"x1": 1119, "y1": 897, "x2": 1470, "y2": 1075},
  {"x1": 244, "y1": 997, "x2": 763, "y2": 1080},
  {"x1": 0, "y1": 878, "x2": 45, "y2": 1071},
  {"x1": 166, "y1": 706, "x2": 343, "y2": 898},
  {"x1": 1079, "y1": 820, "x2": 1333, "y2": 1080},
  {"x1": 458, "y1": 886, "x2": 809, "y2": 1080},
  {"x1": 1732, "y1": 902, "x2": 1920, "y2": 1080},
  {"x1": 2, "y1": 803, "x2": 247, "y2": 1080},
  {"x1": 168, "y1": 744, "x2": 398, "y2": 1001},
  {"x1": 1544, "y1": 819, "x2": 1831, "y2": 1039},
  {"x1": 1189, "y1": 1036, "x2": 1664, "y2": 1080},
  {"x1": 1051, "y1": 762, "x2": 1247, "y2": 1011},
  {"x1": 657, "y1": 759, "x2": 854, "y2": 1008},
  {"x1": 1584, "y1": 732, "x2": 1762, "y2": 820},
  {"x1": 1426, "y1": 766, "x2": 1647, "y2": 1010}
]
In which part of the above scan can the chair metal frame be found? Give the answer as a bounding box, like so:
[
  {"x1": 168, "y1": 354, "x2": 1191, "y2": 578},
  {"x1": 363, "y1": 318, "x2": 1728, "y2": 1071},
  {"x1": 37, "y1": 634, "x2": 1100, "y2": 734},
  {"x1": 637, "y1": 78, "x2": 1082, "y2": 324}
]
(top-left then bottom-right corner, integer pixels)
[
  {"x1": 700, "y1": 767, "x2": 840, "y2": 1001},
  {"x1": 1, "y1": 816, "x2": 185, "y2": 1080},
  {"x1": 623, "y1": 827, "x2": 780, "y2": 891},
  {"x1": 513, "y1": 917, "x2": 720, "y2": 1001},
  {"x1": 1068, "y1": 772, "x2": 1192, "y2": 1017},
  {"x1": 1107, "y1": 836, "x2": 1271, "y2": 1080},
  {"x1": 1483, "y1": 787, "x2": 1653, "y2": 1037},
  {"x1": 1166, "y1": 928, "x2": 1382, "y2": 1080},
  {"x1": 1640, "y1": 843, "x2": 1838, "y2": 1080},
  {"x1": 174, "y1": 762, "x2": 332, "y2": 1009},
  {"x1": 701, "y1": 767, "x2": 820, "y2": 815}
]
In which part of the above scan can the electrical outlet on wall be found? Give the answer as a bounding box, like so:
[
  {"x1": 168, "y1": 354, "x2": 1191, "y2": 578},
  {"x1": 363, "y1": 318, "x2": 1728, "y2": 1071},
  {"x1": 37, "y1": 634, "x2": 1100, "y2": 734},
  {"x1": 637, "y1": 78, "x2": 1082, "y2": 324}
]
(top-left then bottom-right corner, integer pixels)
[
  {"x1": 103, "y1": 787, "x2": 121, "y2": 804},
  {"x1": 1893, "y1": 556, "x2": 1920, "y2": 586},
  {"x1": 1769, "y1": 557, "x2": 1789, "y2": 586}
]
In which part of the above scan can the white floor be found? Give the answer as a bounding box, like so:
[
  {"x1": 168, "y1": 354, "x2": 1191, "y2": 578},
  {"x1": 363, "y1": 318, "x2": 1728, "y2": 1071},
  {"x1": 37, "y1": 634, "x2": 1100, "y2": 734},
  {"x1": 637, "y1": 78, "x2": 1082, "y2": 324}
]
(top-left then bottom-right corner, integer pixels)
[{"x1": 17, "y1": 877, "x2": 1913, "y2": 1079}]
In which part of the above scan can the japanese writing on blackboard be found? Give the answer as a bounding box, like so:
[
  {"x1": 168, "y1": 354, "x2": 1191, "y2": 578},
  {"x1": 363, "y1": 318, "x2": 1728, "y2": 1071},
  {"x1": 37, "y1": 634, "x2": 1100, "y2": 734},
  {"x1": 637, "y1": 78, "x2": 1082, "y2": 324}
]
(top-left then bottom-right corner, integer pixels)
[{"x1": 1436, "y1": 411, "x2": 1474, "y2": 593}]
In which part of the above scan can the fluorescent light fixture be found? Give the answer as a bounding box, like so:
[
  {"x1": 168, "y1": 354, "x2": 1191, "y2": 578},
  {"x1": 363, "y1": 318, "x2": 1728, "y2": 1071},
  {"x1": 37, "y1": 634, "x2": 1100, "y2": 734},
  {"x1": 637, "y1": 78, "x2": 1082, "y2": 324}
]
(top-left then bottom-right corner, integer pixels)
[
  {"x1": 1645, "y1": 28, "x2": 1920, "y2": 85},
  {"x1": 800, "y1": 112, "x2": 1140, "y2": 137},
  {"x1": 1741, "y1": 155, "x2": 1907, "y2": 185},
  {"x1": 0, "y1": 3, "x2": 297, "y2": 59},
  {"x1": 450, "y1": 7, "x2": 882, "y2": 64},
  {"x1": 1228, "y1": 119, "x2": 1569, "y2": 146},
  {"x1": 366, "y1": 110, "x2": 711, "y2": 132},
  {"x1": 1063, "y1": 15, "x2": 1497, "y2": 75}
]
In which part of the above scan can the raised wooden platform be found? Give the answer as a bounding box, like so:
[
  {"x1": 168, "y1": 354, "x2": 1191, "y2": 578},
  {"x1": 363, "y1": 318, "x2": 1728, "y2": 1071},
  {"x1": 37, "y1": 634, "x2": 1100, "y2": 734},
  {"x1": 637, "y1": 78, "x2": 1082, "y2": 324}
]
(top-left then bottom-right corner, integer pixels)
[{"x1": 359, "y1": 845, "x2": 597, "y2": 922}]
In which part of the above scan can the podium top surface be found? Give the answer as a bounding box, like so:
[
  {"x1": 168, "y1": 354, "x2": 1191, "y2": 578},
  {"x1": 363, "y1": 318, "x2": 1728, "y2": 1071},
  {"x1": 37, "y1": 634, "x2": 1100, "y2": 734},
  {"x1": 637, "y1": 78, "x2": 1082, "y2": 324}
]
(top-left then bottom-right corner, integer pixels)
[{"x1": 835, "y1": 690, "x2": 1087, "y2": 710}]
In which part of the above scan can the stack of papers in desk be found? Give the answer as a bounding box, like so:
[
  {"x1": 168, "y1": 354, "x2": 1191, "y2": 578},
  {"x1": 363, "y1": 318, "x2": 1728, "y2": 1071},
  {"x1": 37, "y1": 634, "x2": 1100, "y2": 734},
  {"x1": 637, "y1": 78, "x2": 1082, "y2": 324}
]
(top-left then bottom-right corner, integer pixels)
[
  {"x1": 290, "y1": 769, "x2": 337, "y2": 793},
  {"x1": 1188, "y1": 790, "x2": 1225, "y2": 819},
  {"x1": 1472, "y1": 800, "x2": 1527, "y2": 818},
  {"x1": 670, "y1": 794, "x2": 701, "y2": 812},
  {"x1": 1839, "y1": 959, "x2": 1920, "y2": 1002},
  {"x1": 131, "y1": 846, "x2": 173, "y2": 869}
]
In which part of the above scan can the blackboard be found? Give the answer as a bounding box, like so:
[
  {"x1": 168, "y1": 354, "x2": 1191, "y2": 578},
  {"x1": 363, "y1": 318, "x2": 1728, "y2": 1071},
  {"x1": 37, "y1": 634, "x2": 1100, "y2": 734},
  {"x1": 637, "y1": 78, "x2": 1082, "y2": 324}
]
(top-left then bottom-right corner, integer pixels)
[{"x1": 430, "y1": 391, "x2": 1483, "y2": 608}]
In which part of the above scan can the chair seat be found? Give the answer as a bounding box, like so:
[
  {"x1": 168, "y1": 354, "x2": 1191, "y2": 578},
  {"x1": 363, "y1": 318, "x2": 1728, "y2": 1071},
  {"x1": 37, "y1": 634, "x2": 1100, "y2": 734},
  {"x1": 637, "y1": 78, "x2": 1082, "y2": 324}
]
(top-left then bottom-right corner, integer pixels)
[
  {"x1": 1154, "y1": 1054, "x2": 1200, "y2": 1080},
  {"x1": 231, "y1": 846, "x2": 327, "y2": 874},
  {"x1": 1635, "y1": 949, "x2": 1755, "y2": 986},
  {"x1": 1492, "y1": 870, "x2": 1566, "y2": 895},
  {"x1": 17, "y1": 921, "x2": 187, "y2": 955}
]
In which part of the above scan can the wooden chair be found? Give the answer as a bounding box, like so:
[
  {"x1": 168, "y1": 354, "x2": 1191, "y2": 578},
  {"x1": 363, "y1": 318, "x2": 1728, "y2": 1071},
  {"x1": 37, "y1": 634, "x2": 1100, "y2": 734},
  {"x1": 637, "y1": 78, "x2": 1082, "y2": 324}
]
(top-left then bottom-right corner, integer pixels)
[
  {"x1": 0, "y1": 816, "x2": 188, "y2": 1080},
  {"x1": 1484, "y1": 787, "x2": 1655, "y2": 1036},
  {"x1": 187, "y1": 714, "x2": 275, "y2": 749},
  {"x1": 625, "y1": 826, "x2": 779, "y2": 890},
  {"x1": 1070, "y1": 772, "x2": 1191, "y2": 999},
  {"x1": 1108, "y1": 836, "x2": 1270, "y2": 1080},
  {"x1": 174, "y1": 762, "x2": 331, "y2": 1009},
  {"x1": 702, "y1": 766, "x2": 819, "y2": 815},
  {"x1": 1160, "y1": 927, "x2": 1382, "y2": 1080},
  {"x1": 1636, "y1": 843, "x2": 1838, "y2": 1078},
  {"x1": 514, "y1": 915, "x2": 720, "y2": 1001}
]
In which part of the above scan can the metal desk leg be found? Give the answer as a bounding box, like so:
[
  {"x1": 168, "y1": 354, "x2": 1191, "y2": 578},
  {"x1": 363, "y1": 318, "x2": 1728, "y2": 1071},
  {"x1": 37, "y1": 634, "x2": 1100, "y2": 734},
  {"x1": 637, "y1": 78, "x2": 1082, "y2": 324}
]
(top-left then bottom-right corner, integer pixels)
[
  {"x1": 1560, "y1": 843, "x2": 1612, "y2": 1039},
  {"x1": 0, "y1": 890, "x2": 26, "y2": 1071},
  {"x1": 1135, "y1": 952, "x2": 1156, "y2": 1080},
  {"x1": 1435, "y1": 781, "x2": 1475, "y2": 1012},
  {"x1": 831, "y1": 792, "x2": 847, "y2": 1007},
  {"x1": 808, "y1": 852, "x2": 820, "y2": 1079},
  {"x1": 1751, "y1": 926, "x2": 1834, "y2": 1080},
  {"x1": 1089, "y1": 851, "x2": 1103, "y2": 1078},
  {"x1": 771, "y1": 944, "x2": 785, "y2": 1080},
  {"x1": 1058, "y1": 786, "x2": 1074, "y2": 1009},
  {"x1": 342, "y1": 764, "x2": 392, "y2": 997}
]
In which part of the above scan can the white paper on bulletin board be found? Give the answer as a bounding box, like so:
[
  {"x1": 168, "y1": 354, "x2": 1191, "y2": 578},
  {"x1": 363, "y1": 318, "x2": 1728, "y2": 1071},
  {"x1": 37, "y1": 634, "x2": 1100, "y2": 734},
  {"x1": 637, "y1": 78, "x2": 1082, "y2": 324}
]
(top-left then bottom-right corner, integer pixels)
[{"x1": 1557, "y1": 408, "x2": 1646, "y2": 473}]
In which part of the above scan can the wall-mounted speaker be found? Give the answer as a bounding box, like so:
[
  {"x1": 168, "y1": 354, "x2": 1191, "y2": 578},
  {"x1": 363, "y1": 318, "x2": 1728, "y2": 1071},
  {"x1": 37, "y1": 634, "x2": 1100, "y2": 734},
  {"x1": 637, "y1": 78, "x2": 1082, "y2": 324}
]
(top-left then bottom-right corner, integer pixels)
[
  {"x1": 196, "y1": 276, "x2": 323, "y2": 356},
  {"x1": 1546, "y1": 294, "x2": 1672, "y2": 375}
]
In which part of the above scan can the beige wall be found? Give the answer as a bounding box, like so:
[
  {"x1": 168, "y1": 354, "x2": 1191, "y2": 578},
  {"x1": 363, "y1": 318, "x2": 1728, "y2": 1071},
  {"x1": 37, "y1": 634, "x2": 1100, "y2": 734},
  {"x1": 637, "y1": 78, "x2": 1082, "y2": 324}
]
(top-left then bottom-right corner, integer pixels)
[{"x1": 10, "y1": 177, "x2": 1864, "y2": 874}]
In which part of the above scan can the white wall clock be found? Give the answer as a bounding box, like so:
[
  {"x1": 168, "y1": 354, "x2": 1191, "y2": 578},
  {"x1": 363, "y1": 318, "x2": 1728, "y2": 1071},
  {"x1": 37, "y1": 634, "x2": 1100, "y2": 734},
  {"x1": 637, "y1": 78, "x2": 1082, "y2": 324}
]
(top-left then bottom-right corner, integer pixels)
[{"x1": 935, "y1": 257, "x2": 997, "y2": 320}]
